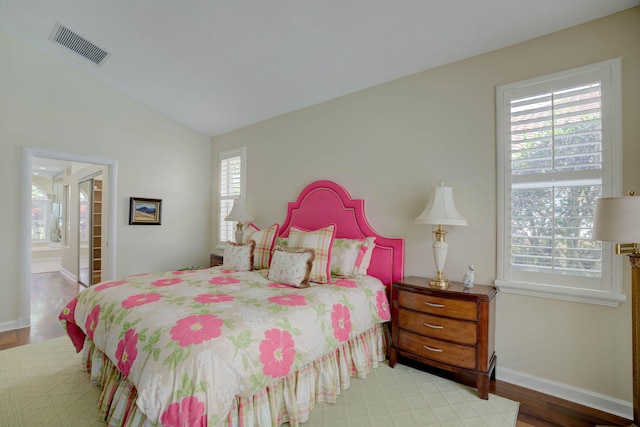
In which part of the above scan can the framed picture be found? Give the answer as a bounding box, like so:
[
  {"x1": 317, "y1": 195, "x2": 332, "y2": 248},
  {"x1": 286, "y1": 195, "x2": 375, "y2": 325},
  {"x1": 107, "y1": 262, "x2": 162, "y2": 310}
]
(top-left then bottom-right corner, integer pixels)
[{"x1": 129, "y1": 197, "x2": 162, "y2": 225}]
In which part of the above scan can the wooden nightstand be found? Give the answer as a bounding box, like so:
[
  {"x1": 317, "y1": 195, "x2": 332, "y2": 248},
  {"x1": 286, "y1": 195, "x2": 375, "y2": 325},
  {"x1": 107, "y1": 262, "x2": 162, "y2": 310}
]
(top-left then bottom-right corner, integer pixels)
[
  {"x1": 389, "y1": 276, "x2": 497, "y2": 399},
  {"x1": 210, "y1": 252, "x2": 223, "y2": 267}
]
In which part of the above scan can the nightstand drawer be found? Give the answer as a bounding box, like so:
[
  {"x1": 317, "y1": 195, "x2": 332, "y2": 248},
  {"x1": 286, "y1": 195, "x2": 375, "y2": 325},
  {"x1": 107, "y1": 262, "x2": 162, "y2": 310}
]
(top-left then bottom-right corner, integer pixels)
[
  {"x1": 398, "y1": 308, "x2": 477, "y2": 345},
  {"x1": 398, "y1": 290, "x2": 477, "y2": 320},
  {"x1": 210, "y1": 252, "x2": 223, "y2": 267},
  {"x1": 397, "y1": 330, "x2": 476, "y2": 370}
]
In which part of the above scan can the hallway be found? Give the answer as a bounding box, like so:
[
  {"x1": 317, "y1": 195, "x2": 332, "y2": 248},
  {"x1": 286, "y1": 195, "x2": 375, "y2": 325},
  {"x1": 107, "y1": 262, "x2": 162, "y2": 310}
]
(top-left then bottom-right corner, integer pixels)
[{"x1": 31, "y1": 257, "x2": 61, "y2": 274}]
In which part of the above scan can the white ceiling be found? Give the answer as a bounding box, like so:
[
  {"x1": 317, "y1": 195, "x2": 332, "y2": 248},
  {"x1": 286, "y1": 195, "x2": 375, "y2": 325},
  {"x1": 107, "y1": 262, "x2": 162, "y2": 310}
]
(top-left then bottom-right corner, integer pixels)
[{"x1": 1, "y1": 1, "x2": 638, "y2": 137}]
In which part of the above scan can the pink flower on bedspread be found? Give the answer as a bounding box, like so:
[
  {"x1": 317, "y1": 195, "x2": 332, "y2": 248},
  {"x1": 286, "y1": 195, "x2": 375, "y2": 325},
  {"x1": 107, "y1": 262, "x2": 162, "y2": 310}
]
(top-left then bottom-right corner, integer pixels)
[
  {"x1": 259, "y1": 328, "x2": 296, "y2": 378},
  {"x1": 208, "y1": 276, "x2": 240, "y2": 285},
  {"x1": 94, "y1": 280, "x2": 127, "y2": 292},
  {"x1": 331, "y1": 304, "x2": 352, "y2": 342},
  {"x1": 194, "y1": 293, "x2": 234, "y2": 304},
  {"x1": 85, "y1": 305, "x2": 101, "y2": 340},
  {"x1": 267, "y1": 294, "x2": 307, "y2": 307},
  {"x1": 171, "y1": 270, "x2": 198, "y2": 275},
  {"x1": 267, "y1": 282, "x2": 290, "y2": 289},
  {"x1": 170, "y1": 314, "x2": 224, "y2": 347},
  {"x1": 332, "y1": 279, "x2": 358, "y2": 288},
  {"x1": 160, "y1": 396, "x2": 207, "y2": 427},
  {"x1": 115, "y1": 328, "x2": 139, "y2": 377},
  {"x1": 152, "y1": 278, "x2": 184, "y2": 287},
  {"x1": 121, "y1": 293, "x2": 163, "y2": 309},
  {"x1": 376, "y1": 290, "x2": 391, "y2": 321}
]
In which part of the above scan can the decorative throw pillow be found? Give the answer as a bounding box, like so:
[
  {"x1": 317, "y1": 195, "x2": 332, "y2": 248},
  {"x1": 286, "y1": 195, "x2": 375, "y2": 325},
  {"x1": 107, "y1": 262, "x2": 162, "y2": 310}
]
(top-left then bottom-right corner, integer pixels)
[
  {"x1": 243, "y1": 223, "x2": 279, "y2": 270},
  {"x1": 268, "y1": 247, "x2": 315, "y2": 288},
  {"x1": 223, "y1": 240, "x2": 255, "y2": 271},
  {"x1": 355, "y1": 236, "x2": 376, "y2": 275},
  {"x1": 287, "y1": 224, "x2": 336, "y2": 284},
  {"x1": 330, "y1": 238, "x2": 366, "y2": 278}
]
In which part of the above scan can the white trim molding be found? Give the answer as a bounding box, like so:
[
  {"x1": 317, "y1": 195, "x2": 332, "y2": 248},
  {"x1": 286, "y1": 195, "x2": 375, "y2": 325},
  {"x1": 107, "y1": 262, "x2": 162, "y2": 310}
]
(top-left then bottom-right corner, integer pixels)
[
  {"x1": 495, "y1": 279, "x2": 626, "y2": 307},
  {"x1": 497, "y1": 366, "x2": 632, "y2": 420}
]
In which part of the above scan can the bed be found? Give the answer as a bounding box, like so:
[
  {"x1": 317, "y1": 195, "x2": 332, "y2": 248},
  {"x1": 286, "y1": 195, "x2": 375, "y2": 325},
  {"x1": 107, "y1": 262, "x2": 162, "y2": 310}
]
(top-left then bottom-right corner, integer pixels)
[{"x1": 59, "y1": 180, "x2": 404, "y2": 427}]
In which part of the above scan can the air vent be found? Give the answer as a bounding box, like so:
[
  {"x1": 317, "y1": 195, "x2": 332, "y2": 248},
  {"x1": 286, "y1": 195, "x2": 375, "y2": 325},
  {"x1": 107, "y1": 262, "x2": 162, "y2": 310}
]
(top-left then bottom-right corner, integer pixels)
[{"x1": 49, "y1": 22, "x2": 110, "y2": 66}]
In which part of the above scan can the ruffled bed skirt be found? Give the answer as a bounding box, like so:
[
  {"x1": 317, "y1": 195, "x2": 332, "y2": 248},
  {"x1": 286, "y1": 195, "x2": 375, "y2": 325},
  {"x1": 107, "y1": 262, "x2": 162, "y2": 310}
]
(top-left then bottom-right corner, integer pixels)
[{"x1": 81, "y1": 323, "x2": 389, "y2": 427}]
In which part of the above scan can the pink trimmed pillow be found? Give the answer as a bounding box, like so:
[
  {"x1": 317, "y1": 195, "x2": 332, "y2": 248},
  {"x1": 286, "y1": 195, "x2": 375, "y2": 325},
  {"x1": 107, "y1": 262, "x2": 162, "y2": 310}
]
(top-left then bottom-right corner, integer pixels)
[
  {"x1": 268, "y1": 247, "x2": 314, "y2": 288},
  {"x1": 287, "y1": 224, "x2": 336, "y2": 284},
  {"x1": 330, "y1": 238, "x2": 365, "y2": 278},
  {"x1": 355, "y1": 236, "x2": 376, "y2": 275},
  {"x1": 243, "y1": 223, "x2": 279, "y2": 270}
]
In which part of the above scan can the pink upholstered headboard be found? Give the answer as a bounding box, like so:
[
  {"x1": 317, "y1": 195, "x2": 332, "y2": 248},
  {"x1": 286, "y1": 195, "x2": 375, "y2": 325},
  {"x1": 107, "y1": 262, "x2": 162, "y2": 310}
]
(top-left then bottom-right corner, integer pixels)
[{"x1": 279, "y1": 180, "x2": 404, "y2": 289}]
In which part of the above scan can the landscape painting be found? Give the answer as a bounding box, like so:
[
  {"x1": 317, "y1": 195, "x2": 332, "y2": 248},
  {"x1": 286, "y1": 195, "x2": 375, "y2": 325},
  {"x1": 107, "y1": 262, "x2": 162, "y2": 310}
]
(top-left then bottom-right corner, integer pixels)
[{"x1": 129, "y1": 197, "x2": 162, "y2": 225}]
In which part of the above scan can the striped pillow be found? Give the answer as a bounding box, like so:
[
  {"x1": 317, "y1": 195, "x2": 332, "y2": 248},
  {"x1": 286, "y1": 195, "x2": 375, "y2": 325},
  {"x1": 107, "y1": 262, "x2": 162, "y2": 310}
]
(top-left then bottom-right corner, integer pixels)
[
  {"x1": 287, "y1": 224, "x2": 336, "y2": 284},
  {"x1": 243, "y1": 223, "x2": 279, "y2": 270}
]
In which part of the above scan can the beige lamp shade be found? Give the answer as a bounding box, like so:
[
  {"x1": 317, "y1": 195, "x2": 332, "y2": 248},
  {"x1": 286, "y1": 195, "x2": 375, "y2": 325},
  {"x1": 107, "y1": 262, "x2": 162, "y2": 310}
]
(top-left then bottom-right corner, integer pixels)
[
  {"x1": 415, "y1": 181, "x2": 467, "y2": 226},
  {"x1": 593, "y1": 196, "x2": 640, "y2": 243},
  {"x1": 225, "y1": 199, "x2": 254, "y2": 222}
]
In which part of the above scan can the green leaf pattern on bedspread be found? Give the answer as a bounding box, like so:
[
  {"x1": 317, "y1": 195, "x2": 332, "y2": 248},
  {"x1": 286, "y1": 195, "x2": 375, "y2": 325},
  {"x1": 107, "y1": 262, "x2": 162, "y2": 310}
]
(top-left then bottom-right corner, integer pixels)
[{"x1": 62, "y1": 267, "x2": 391, "y2": 427}]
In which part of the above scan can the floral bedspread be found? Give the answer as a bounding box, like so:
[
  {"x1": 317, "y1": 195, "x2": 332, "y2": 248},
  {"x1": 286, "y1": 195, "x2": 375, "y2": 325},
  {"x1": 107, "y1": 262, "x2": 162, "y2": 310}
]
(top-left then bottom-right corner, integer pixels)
[{"x1": 59, "y1": 267, "x2": 391, "y2": 427}]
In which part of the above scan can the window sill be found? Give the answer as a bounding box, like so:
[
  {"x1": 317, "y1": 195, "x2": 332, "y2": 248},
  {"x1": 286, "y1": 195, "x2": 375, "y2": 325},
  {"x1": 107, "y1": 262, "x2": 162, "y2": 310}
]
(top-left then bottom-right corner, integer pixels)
[{"x1": 494, "y1": 279, "x2": 626, "y2": 307}]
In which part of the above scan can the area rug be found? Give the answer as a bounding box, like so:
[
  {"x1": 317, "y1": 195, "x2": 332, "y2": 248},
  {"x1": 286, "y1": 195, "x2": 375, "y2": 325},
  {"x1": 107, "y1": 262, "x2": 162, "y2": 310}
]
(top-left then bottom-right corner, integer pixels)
[{"x1": 0, "y1": 337, "x2": 519, "y2": 426}]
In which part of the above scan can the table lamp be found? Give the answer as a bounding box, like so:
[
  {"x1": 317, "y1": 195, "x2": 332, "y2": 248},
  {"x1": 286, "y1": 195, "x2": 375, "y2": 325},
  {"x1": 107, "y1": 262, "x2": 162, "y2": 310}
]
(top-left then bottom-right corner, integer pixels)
[
  {"x1": 225, "y1": 199, "x2": 254, "y2": 243},
  {"x1": 415, "y1": 181, "x2": 467, "y2": 289}
]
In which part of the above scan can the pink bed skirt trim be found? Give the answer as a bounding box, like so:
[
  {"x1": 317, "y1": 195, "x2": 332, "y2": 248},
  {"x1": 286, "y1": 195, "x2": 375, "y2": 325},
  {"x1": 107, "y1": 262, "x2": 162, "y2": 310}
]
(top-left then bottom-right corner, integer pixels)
[{"x1": 81, "y1": 323, "x2": 389, "y2": 427}]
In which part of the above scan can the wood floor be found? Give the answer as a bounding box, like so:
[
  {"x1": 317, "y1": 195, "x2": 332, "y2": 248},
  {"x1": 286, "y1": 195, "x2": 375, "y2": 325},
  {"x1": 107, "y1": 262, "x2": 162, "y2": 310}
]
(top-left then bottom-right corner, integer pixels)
[{"x1": 0, "y1": 272, "x2": 633, "y2": 427}]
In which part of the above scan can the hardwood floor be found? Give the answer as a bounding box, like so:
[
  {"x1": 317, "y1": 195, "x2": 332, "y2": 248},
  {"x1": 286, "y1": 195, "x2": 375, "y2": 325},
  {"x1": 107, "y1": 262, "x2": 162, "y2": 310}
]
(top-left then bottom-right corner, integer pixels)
[
  {"x1": 0, "y1": 272, "x2": 82, "y2": 350},
  {"x1": 0, "y1": 272, "x2": 633, "y2": 426}
]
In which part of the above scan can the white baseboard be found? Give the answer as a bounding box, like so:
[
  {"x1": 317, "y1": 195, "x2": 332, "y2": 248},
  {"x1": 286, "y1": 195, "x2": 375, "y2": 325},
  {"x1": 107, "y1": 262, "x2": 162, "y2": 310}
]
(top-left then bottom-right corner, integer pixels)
[
  {"x1": 0, "y1": 320, "x2": 18, "y2": 333},
  {"x1": 59, "y1": 267, "x2": 77, "y2": 283},
  {"x1": 0, "y1": 317, "x2": 32, "y2": 333},
  {"x1": 496, "y1": 366, "x2": 632, "y2": 420}
]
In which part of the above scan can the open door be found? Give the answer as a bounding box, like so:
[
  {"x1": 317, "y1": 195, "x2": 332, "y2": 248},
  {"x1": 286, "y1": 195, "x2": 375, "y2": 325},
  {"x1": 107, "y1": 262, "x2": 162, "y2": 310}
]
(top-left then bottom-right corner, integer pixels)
[{"x1": 78, "y1": 174, "x2": 103, "y2": 286}]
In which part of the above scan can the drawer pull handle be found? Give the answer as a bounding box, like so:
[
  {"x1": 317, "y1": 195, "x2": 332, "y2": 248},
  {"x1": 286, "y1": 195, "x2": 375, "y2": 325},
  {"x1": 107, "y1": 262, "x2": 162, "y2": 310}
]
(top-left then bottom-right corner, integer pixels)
[
  {"x1": 423, "y1": 345, "x2": 443, "y2": 353},
  {"x1": 424, "y1": 322, "x2": 443, "y2": 329},
  {"x1": 425, "y1": 302, "x2": 444, "y2": 308}
]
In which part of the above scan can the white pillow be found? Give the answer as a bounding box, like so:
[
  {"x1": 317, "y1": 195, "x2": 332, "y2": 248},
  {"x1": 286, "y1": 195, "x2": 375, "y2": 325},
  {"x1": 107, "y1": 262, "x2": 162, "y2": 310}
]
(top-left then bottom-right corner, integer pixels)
[
  {"x1": 268, "y1": 247, "x2": 315, "y2": 288},
  {"x1": 355, "y1": 237, "x2": 376, "y2": 275},
  {"x1": 222, "y1": 241, "x2": 255, "y2": 271},
  {"x1": 330, "y1": 238, "x2": 365, "y2": 278}
]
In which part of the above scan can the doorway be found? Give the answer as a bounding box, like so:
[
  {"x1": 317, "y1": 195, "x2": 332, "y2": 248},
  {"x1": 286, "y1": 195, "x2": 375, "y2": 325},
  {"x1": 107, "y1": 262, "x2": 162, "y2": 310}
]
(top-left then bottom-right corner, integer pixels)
[
  {"x1": 20, "y1": 147, "x2": 117, "y2": 329},
  {"x1": 78, "y1": 173, "x2": 103, "y2": 286}
]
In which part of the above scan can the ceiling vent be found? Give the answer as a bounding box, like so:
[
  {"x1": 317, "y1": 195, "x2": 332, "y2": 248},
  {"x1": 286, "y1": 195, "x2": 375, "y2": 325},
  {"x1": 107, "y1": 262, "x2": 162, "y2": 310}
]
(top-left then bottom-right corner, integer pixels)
[{"x1": 49, "y1": 22, "x2": 111, "y2": 66}]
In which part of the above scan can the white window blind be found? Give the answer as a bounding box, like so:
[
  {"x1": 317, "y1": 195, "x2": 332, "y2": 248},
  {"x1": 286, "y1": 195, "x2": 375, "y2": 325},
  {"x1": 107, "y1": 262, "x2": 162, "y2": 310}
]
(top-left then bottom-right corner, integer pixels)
[
  {"x1": 219, "y1": 147, "x2": 246, "y2": 245},
  {"x1": 496, "y1": 59, "x2": 624, "y2": 306}
]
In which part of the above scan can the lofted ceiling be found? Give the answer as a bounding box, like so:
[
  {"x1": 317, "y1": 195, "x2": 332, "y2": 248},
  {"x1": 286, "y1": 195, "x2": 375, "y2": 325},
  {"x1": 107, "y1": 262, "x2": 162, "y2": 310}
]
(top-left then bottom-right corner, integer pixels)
[{"x1": 1, "y1": 1, "x2": 639, "y2": 137}]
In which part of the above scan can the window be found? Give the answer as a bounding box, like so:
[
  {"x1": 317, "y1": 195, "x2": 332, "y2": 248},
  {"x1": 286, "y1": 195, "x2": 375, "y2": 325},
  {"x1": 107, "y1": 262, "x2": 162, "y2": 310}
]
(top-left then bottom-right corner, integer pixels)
[
  {"x1": 218, "y1": 147, "x2": 247, "y2": 246},
  {"x1": 31, "y1": 184, "x2": 49, "y2": 242},
  {"x1": 496, "y1": 59, "x2": 624, "y2": 306},
  {"x1": 79, "y1": 188, "x2": 89, "y2": 242}
]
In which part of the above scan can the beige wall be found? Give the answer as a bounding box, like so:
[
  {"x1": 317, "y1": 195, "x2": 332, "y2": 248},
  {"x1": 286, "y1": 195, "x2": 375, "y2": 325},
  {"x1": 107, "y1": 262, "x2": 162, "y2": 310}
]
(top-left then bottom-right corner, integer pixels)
[
  {"x1": 211, "y1": 8, "x2": 640, "y2": 414},
  {"x1": 0, "y1": 31, "x2": 212, "y2": 329}
]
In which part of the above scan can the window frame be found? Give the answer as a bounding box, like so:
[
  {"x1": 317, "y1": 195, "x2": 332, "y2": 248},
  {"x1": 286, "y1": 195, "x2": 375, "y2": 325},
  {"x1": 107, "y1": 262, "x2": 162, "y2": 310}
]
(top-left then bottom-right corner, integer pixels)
[
  {"x1": 31, "y1": 183, "x2": 49, "y2": 243},
  {"x1": 218, "y1": 147, "x2": 247, "y2": 248},
  {"x1": 495, "y1": 58, "x2": 624, "y2": 306}
]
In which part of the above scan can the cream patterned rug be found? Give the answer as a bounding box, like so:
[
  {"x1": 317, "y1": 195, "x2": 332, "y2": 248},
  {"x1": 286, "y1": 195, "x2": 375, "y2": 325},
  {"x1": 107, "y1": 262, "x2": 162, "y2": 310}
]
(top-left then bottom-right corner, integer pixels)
[{"x1": 0, "y1": 337, "x2": 519, "y2": 427}]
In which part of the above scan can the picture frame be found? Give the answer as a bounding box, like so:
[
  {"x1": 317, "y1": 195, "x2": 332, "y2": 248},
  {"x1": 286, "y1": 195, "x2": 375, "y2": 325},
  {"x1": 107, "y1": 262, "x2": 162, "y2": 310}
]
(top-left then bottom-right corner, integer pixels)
[{"x1": 129, "y1": 197, "x2": 162, "y2": 225}]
